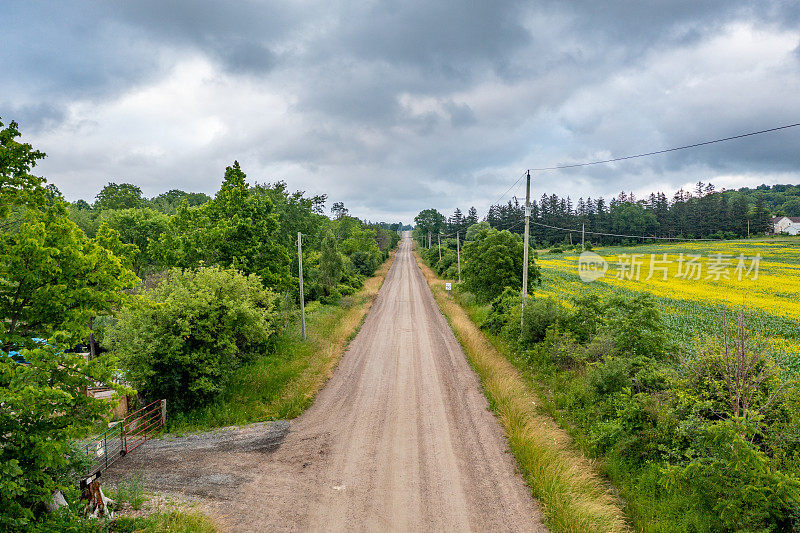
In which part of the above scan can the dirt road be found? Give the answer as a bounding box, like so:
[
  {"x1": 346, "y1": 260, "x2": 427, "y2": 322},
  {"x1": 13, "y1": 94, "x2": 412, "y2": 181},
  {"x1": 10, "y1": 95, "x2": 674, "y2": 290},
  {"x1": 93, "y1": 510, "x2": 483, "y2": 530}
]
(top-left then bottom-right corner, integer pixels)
[{"x1": 106, "y1": 235, "x2": 545, "y2": 531}]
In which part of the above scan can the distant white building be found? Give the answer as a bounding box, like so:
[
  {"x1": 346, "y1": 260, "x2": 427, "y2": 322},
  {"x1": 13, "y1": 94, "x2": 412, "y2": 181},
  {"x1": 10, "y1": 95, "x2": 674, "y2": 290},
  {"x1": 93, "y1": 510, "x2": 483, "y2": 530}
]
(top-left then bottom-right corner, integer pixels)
[{"x1": 772, "y1": 216, "x2": 800, "y2": 235}]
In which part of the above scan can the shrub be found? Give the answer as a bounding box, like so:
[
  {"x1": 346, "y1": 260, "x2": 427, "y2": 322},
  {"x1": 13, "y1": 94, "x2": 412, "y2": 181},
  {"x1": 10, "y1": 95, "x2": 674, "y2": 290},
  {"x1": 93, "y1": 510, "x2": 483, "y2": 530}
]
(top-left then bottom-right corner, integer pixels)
[
  {"x1": 461, "y1": 227, "x2": 539, "y2": 302},
  {"x1": 663, "y1": 420, "x2": 800, "y2": 532},
  {"x1": 481, "y1": 288, "x2": 520, "y2": 335},
  {"x1": 349, "y1": 250, "x2": 377, "y2": 276},
  {"x1": 519, "y1": 298, "x2": 564, "y2": 347},
  {"x1": 604, "y1": 294, "x2": 666, "y2": 359},
  {"x1": 589, "y1": 357, "x2": 631, "y2": 397},
  {"x1": 108, "y1": 266, "x2": 279, "y2": 412},
  {"x1": 561, "y1": 294, "x2": 606, "y2": 343}
]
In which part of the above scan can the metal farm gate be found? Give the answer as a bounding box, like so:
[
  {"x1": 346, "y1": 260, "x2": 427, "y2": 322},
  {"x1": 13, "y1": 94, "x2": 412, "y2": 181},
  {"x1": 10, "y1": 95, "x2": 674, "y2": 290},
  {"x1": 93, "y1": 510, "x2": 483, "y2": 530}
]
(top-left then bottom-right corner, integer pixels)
[{"x1": 82, "y1": 399, "x2": 166, "y2": 480}]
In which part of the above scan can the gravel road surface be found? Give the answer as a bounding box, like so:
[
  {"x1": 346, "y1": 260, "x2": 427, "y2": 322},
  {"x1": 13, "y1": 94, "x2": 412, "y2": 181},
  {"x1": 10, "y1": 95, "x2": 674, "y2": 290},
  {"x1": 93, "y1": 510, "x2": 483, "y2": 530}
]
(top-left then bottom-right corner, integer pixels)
[{"x1": 105, "y1": 235, "x2": 545, "y2": 532}]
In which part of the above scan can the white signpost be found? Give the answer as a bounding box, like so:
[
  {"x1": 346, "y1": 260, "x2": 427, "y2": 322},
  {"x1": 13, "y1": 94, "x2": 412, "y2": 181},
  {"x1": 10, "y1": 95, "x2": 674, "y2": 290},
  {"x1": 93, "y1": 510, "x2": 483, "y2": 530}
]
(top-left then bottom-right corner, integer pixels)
[{"x1": 445, "y1": 282, "x2": 452, "y2": 291}]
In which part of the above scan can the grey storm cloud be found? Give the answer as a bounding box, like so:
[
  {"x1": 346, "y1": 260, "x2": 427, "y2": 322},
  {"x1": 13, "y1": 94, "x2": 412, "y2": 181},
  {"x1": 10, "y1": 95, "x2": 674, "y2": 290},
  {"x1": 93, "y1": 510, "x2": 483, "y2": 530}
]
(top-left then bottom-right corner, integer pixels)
[{"x1": 1, "y1": 0, "x2": 799, "y2": 222}]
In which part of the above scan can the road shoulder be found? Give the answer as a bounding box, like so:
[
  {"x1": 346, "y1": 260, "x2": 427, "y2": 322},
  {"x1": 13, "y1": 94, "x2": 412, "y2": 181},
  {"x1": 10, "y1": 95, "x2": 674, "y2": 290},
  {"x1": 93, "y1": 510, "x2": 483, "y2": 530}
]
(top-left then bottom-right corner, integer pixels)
[{"x1": 412, "y1": 248, "x2": 630, "y2": 533}]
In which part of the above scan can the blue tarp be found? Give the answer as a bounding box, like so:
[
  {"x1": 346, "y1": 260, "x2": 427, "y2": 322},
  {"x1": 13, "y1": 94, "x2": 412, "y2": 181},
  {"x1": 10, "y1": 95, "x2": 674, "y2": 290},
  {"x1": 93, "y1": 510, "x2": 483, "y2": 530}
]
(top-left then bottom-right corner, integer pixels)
[{"x1": 4, "y1": 338, "x2": 45, "y2": 363}]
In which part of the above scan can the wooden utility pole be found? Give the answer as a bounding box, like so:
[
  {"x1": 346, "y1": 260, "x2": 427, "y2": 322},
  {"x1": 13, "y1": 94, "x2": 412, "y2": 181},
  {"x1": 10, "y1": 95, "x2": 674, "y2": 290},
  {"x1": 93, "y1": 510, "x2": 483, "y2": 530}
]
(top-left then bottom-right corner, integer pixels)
[
  {"x1": 748, "y1": 219, "x2": 750, "y2": 238},
  {"x1": 521, "y1": 170, "x2": 531, "y2": 328},
  {"x1": 438, "y1": 233, "x2": 442, "y2": 261},
  {"x1": 297, "y1": 232, "x2": 306, "y2": 340},
  {"x1": 428, "y1": 231, "x2": 431, "y2": 248},
  {"x1": 582, "y1": 223, "x2": 585, "y2": 251},
  {"x1": 456, "y1": 231, "x2": 461, "y2": 283}
]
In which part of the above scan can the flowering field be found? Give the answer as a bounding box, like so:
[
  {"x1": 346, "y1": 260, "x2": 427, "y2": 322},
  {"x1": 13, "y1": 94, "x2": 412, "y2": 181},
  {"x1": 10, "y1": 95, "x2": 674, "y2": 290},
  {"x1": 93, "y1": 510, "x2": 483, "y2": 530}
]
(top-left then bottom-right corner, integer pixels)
[{"x1": 534, "y1": 237, "x2": 800, "y2": 372}]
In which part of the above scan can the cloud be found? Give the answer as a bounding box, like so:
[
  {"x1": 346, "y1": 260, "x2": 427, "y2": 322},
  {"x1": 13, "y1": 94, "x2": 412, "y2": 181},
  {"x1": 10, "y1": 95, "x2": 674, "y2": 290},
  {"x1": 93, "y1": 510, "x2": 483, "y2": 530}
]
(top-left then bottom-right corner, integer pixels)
[{"x1": 1, "y1": 0, "x2": 799, "y2": 223}]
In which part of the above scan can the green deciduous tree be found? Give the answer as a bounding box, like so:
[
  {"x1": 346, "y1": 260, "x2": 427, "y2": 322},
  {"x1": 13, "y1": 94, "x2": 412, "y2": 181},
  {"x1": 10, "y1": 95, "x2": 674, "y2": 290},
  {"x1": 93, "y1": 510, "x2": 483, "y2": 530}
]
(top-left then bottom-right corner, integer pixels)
[
  {"x1": 94, "y1": 182, "x2": 145, "y2": 211},
  {"x1": 461, "y1": 227, "x2": 539, "y2": 302},
  {"x1": 99, "y1": 207, "x2": 169, "y2": 275},
  {"x1": 0, "y1": 200, "x2": 137, "y2": 352},
  {"x1": 413, "y1": 208, "x2": 445, "y2": 246},
  {"x1": 319, "y1": 230, "x2": 343, "y2": 295},
  {"x1": 0, "y1": 120, "x2": 138, "y2": 528},
  {"x1": 108, "y1": 266, "x2": 279, "y2": 412},
  {"x1": 0, "y1": 118, "x2": 46, "y2": 218},
  {"x1": 149, "y1": 189, "x2": 210, "y2": 214},
  {"x1": 154, "y1": 161, "x2": 292, "y2": 291}
]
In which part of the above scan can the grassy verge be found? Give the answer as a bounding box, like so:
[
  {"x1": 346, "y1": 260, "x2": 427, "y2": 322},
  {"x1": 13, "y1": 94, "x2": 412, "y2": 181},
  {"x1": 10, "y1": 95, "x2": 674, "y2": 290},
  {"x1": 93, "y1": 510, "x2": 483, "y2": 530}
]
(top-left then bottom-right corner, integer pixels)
[
  {"x1": 108, "y1": 510, "x2": 217, "y2": 532},
  {"x1": 413, "y1": 249, "x2": 630, "y2": 533},
  {"x1": 167, "y1": 251, "x2": 395, "y2": 433}
]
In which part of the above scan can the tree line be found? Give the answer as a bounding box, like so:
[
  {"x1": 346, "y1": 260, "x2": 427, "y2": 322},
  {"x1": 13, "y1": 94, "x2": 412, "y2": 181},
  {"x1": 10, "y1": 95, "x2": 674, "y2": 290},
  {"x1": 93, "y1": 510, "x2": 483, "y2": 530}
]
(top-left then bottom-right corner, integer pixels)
[{"x1": 415, "y1": 181, "x2": 798, "y2": 248}]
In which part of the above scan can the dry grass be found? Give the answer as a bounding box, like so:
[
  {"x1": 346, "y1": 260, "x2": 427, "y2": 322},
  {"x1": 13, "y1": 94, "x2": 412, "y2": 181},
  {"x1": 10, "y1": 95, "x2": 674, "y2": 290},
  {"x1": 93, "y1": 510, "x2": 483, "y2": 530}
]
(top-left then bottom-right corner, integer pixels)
[{"x1": 413, "y1": 250, "x2": 630, "y2": 533}]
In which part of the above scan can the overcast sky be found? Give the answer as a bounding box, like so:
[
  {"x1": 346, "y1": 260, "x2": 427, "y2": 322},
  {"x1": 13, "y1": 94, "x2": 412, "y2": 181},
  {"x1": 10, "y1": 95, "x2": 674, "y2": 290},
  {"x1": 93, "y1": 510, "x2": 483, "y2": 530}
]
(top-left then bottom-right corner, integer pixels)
[{"x1": 3, "y1": 1, "x2": 800, "y2": 223}]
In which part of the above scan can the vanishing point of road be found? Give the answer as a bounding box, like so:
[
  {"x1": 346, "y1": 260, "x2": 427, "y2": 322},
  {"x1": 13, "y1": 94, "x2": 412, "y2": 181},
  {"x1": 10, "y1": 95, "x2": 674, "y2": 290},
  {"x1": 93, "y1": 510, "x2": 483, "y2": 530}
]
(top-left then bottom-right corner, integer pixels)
[{"x1": 109, "y1": 235, "x2": 545, "y2": 531}]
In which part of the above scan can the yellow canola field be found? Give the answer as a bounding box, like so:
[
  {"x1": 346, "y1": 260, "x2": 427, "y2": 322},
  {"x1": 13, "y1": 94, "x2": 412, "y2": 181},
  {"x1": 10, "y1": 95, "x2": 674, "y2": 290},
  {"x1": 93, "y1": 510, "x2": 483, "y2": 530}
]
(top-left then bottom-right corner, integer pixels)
[{"x1": 537, "y1": 239, "x2": 800, "y2": 320}]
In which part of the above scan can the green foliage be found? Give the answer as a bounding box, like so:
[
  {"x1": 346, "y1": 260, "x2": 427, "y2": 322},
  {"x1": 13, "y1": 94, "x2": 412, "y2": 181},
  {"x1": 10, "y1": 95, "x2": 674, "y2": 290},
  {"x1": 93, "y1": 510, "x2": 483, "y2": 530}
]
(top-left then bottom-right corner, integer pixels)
[
  {"x1": 413, "y1": 208, "x2": 445, "y2": 246},
  {"x1": 319, "y1": 229, "x2": 344, "y2": 297},
  {"x1": 149, "y1": 189, "x2": 210, "y2": 214},
  {"x1": 462, "y1": 271, "x2": 800, "y2": 530},
  {"x1": 99, "y1": 208, "x2": 169, "y2": 274},
  {"x1": 154, "y1": 161, "x2": 292, "y2": 291},
  {"x1": 454, "y1": 248, "x2": 800, "y2": 532},
  {"x1": 0, "y1": 203, "x2": 138, "y2": 349},
  {"x1": 350, "y1": 250, "x2": 378, "y2": 276},
  {"x1": 461, "y1": 226, "x2": 539, "y2": 302},
  {"x1": 664, "y1": 420, "x2": 800, "y2": 532},
  {"x1": 519, "y1": 297, "x2": 564, "y2": 346},
  {"x1": 604, "y1": 293, "x2": 666, "y2": 359},
  {"x1": 481, "y1": 288, "x2": 522, "y2": 335},
  {"x1": 94, "y1": 182, "x2": 145, "y2": 211},
  {"x1": 464, "y1": 220, "x2": 490, "y2": 241},
  {"x1": 108, "y1": 266, "x2": 280, "y2": 412},
  {"x1": 0, "y1": 118, "x2": 46, "y2": 217},
  {"x1": 0, "y1": 187, "x2": 136, "y2": 528},
  {"x1": 109, "y1": 510, "x2": 218, "y2": 532},
  {"x1": 108, "y1": 473, "x2": 147, "y2": 510},
  {"x1": 0, "y1": 120, "x2": 139, "y2": 530}
]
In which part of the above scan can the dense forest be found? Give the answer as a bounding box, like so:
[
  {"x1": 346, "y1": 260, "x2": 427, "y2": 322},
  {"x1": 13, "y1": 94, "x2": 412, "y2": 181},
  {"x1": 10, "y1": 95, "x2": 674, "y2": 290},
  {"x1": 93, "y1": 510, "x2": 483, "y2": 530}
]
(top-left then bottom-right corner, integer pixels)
[{"x1": 415, "y1": 182, "x2": 797, "y2": 247}]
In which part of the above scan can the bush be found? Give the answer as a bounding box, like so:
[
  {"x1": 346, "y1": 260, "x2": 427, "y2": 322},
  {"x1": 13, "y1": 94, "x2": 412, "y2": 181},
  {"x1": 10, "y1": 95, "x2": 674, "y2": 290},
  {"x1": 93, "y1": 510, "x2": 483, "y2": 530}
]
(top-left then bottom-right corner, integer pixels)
[
  {"x1": 349, "y1": 250, "x2": 377, "y2": 276},
  {"x1": 519, "y1": 298, "x2": 564, "y2": 347},
  {"x1": 664, "y1": 421, "x2": 800, "y2": 532},
  {"x1": 108, "y1": 267, "x2": 279, "y2": 412},
  {"x1": 481, "y1": 288, "x2": 520, "y2": 335},
  {"x1": 462, "y1": 227, "x2": 539, "y2": 302},
  {"x1": 604, "y1": 294, "x2": 666, "y2": 359}
]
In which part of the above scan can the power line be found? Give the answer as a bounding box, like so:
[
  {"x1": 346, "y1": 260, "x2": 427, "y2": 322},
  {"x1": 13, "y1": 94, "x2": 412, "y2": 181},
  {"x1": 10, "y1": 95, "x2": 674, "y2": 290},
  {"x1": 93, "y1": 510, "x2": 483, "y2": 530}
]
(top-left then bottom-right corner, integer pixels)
[
  {"x1": 527, "y1": 122, "x2": 800, "y2": 172},
  {"x1": 478, "y1": 121, "x2": 799, "y2": 225},
  {"x1": 489, "y1": 172, "x2": 526, "y2": 209},
  {"x1": 528, "y1": 220, "x2": 715, "y2": 241}
]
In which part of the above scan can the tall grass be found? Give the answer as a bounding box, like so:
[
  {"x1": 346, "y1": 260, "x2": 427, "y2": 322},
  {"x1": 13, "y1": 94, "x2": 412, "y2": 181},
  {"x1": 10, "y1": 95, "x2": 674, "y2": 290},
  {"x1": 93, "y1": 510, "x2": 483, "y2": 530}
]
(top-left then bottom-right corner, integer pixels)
[
  {"x1": 108, "y1": 472, "x2": 147, "y2": 510},
  {"x1": 414, "y1": 250, "x2": 630, "y2": 533},
  {"x1": 110, "y1": 510, "x2": 218, "y2": 532},
  {"x1": 167, "y1": 252, "x2": 395, "y2": 433}
]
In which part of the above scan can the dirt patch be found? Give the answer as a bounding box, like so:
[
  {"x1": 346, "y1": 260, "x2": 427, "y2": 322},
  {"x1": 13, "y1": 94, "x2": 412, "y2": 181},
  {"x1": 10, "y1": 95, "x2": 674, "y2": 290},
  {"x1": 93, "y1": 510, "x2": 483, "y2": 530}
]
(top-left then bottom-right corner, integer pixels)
[{"x1": 104, "y1": 421, "x2": 289, "y2": 500}]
